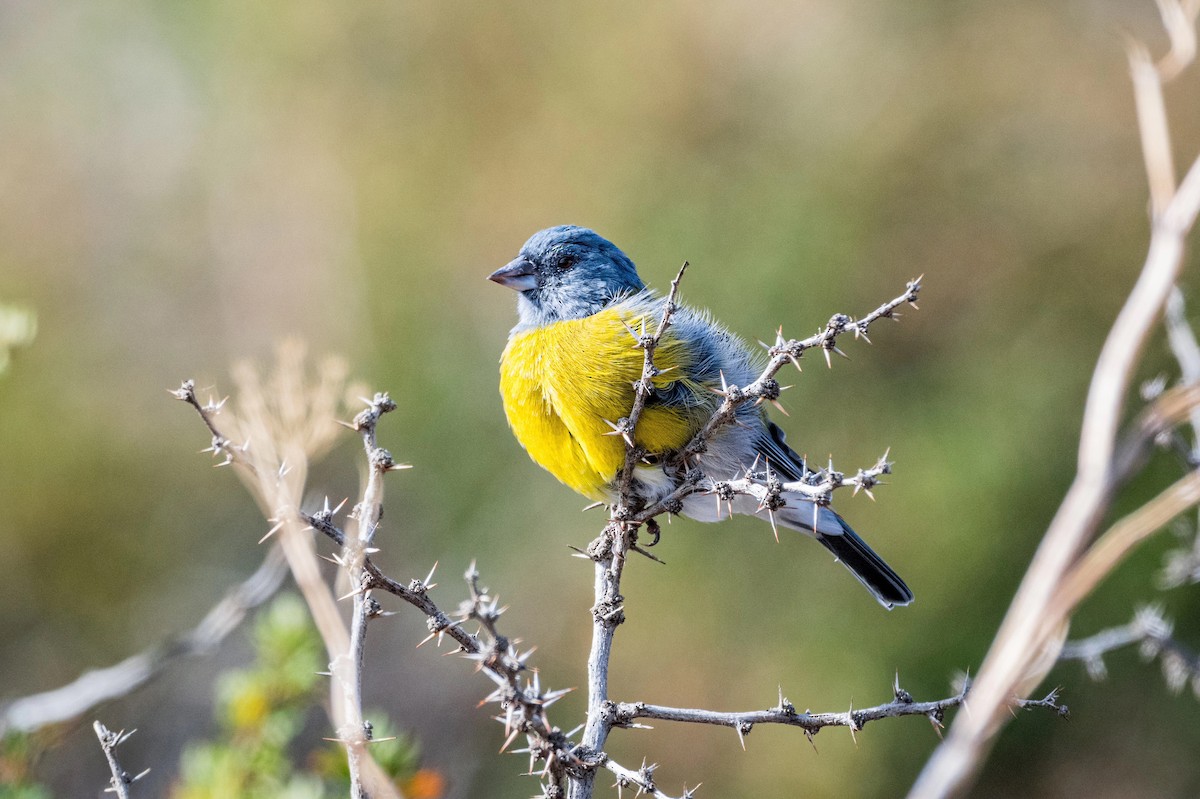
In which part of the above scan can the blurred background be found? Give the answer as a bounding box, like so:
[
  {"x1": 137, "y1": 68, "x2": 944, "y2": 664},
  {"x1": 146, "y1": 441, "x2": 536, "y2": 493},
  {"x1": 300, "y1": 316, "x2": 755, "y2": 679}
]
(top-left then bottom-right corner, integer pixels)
[{"x1": 1, "y1": 1, "x2": 1199, "y2": 796}]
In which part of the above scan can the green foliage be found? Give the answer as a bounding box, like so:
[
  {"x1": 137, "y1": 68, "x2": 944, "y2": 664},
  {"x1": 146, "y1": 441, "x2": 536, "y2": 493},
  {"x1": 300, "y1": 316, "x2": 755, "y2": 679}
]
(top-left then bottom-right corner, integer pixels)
[
  {"x1": 172, "y1": 594, "x2": 326, "y2": 799},
  {"x1": 0, "y1": 595, "x2": 443, "y2": 798},
  {"x1": 0, "y1": 733, "x2": 51, "y2": 799},
  {"x1": 0, "y1": 786, "x2": 50, "y2": 799},
  {"x1": 172, "y1": 594, "x2": 438, "y2": 799}
]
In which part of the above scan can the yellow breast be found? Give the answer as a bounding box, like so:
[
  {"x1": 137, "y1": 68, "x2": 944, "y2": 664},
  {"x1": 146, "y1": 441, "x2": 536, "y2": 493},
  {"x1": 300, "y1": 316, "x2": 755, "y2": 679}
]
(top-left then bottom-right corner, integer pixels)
[{"x1": 499, "y1": 304, "x2": 703, "y2": 500}]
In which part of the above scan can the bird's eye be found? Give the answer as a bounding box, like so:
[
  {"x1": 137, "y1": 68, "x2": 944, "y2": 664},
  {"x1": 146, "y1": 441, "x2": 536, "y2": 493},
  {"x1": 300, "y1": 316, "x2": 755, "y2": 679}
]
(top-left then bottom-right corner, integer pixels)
[{"x1": 553, "y1": 253, "x2": 575, "y2": 270}]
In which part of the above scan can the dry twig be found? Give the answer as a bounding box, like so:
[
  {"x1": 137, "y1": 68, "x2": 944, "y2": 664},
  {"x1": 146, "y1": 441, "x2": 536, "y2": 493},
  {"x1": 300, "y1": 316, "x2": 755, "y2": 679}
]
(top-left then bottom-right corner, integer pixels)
[
  {"x1": 172, "y1": 344, "x2": 401, "y2": 799},
  {"x1": 566, "y1": 272, "x2": 928, "y2": 799},
  {"x1": 92, "y1": 721, "x2": 147, "y2": 799},
  {"x1": 1061, "y1": 605, "x2": 1200, "y2": 694},
  {"x1": 911, "y1": 4, "x2": 1200, "y2": 796},
  {"x1": 0, "y1": 547, "x2": 286, "y2": 736}
]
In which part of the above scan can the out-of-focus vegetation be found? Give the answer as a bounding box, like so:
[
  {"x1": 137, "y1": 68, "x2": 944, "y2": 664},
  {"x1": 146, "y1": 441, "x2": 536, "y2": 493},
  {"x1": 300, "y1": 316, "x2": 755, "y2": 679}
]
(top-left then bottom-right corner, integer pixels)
[
  {"x1": 0, "y1": 2, "x2": 1198, "y2": 797},
  {"x1": 0, "y1": 733, "x2": 51, "y2": 799},
  {"x1": 171, "y1": 594, "x2": 439, "y2": 799},
  {"x1": 0, "y1": 303, "x2": 35, "y2": 377}
]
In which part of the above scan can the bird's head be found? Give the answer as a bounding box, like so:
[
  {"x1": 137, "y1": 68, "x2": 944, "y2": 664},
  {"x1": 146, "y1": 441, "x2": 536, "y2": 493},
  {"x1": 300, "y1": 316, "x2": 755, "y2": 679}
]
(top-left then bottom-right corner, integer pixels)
[{"x1": 489, "y1": 226, "x2": 645, "y2": 327}]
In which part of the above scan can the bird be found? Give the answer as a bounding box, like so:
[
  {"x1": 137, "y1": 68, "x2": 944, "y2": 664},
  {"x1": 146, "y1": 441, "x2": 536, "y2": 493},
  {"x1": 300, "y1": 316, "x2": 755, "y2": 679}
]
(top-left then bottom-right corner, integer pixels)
[{"x1": 488, "y1": 225, "x2": 913, "y2": 609}]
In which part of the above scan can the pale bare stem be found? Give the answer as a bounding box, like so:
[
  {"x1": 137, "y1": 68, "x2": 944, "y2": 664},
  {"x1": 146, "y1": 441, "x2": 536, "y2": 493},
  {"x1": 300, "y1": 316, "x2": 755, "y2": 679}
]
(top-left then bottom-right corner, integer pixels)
[
  {"x1": 334, "y1": 393, "x2": 401, "y2": 798},
  {"x1": 569, "y1": 263, "x2": 691, "y2": 799},
  {"x1": 571, "y1": 522, "x2": 632, "y2": 799},
  {"x1": 910, "y1": 13, "x2": 1200, "y2": 798},
  {"x1": 176, "y1": 346, "x2": 400, "y2": 799},
  {"x1": 340, "y1": 595, "x2": 372, "y2": 799},
  {"x1": 613, "y1": 678, "x2": 1067, "y2": 743},
  {"x1": 1061, "y1": 606, "x2": 1200, "y2": 695},
  {"x1": 1053, "y1": 471, "x2": 1200, "y2": 613},
  {"x1": 1161, "y1": 289, "x2": 1200, "y2": 583},
  {"x1": 1133, "y1": 39, "x2": 1177, "y2": 217},
  {"x1": 1, "y1": 547, "x2": 287, "y2": 736},
  {"x1": 1156, "y1": 0, "x2": 1200, "y2": 81},
  {"x1": 302, "y1": 505, "x2": 585, "y2": 797},
  {"x1": 93, "y1": 721, "x2": 148, "y2": 799},
  {"x1": 174, "y1": 365, "x2": 353, "y2": 669}
]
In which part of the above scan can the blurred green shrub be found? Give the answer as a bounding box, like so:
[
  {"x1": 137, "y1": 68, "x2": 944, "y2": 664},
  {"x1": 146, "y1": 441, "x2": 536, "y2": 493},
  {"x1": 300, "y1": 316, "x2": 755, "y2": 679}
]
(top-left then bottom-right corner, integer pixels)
[{"x1": 172, "y1": 593, "x2": 444, "y2": 799}]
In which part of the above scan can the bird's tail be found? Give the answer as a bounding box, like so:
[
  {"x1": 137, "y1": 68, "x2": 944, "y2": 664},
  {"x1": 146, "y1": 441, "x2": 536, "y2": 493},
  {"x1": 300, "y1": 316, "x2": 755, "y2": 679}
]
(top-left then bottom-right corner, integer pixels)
[{"x1": 775, "y1": 503, "x2": 913, "y2": 610}]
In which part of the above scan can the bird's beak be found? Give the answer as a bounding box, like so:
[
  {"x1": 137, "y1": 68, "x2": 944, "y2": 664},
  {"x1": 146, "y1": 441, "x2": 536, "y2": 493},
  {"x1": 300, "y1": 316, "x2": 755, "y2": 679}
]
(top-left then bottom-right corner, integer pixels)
[{"x1": 488, "y1": 258, "x2": 538, "y2": 292}]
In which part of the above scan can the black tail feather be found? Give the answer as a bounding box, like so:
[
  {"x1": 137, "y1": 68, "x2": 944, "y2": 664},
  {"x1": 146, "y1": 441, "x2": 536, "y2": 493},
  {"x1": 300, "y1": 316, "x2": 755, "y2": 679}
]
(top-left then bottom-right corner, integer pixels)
[
  {"x1": 753, "y1": 421, "x2": 913, "y2": 609},
  {"x1": 816, "y1": 517, "x2": 913, "y2": 610}
]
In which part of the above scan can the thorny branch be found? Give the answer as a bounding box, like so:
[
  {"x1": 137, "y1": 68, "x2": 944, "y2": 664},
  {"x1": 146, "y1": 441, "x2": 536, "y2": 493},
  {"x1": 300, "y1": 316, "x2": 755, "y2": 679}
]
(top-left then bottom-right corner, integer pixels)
[
  {"x1": 167, "y1": 273, "x2": 1057, "y2": 799},
  {"x1": 321, "y1": 515, "x2": 673, "y2": 796},
  {"x1": 332, "y1": 392, "x2": 409, "y2": 798},
  {"x1": 171, "y1": 290, "x2": 949, "y2": 799},
  {"x1": 672, "y1": 278, "x2": 921, "y2": 471},
  {"x1": 705, "y1": 453, "x2": 894, "y2": 534},
  {"x1": 568, "y1": 274, "x2": 924, "y2": 799},
  {"x1": 613, "y1": 261, "x2": 690, "y2": 501},
  {"x1": 614, "y1": 677, "x2": 1065, "y2": 752},
  {"x1": 571, "y1": 262, "x2": 695, "y2": 799},
  {"x1": 311, "y1": 495, "x2": 753, "y2": 799},
  {"x1": 173, "y1": 358, "x2": 402, "y2": 799},
  {"x1": 619, "y1": 283, "x2": 920, "y2": 531},
  {"x1": 1061, "y1": 606, "x2": 1200, "y2": 694},
  {"x1": 300, "y1": 508, "x2": 596, "y2": 795},
  {"x1": 93, "y1": 721, "x2": 147, "y2": 799}
]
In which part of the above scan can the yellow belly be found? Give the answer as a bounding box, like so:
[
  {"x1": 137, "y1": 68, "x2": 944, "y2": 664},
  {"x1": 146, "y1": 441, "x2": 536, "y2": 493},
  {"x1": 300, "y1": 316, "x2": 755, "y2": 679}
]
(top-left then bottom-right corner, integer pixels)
[{"x1": 499, "y1": 305, "x2": 702, "y2": 500}]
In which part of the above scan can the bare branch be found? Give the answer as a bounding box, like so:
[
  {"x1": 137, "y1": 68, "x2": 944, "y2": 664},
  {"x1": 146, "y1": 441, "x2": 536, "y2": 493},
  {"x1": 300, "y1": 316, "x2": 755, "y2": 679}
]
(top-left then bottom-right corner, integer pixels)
[
  {"x1": 603, "y1": 757, "x2": 701, "y2": 799},
  {"x1": 331, "y1": 392, "x2": 400, "y2": 798},
  {"x1": 571, "y1": 264, "x2": 696, "y2": 799},
  {"x1": 1155, "y1": 0, "x2": 1200, "y2": 80},
  {"x1": 176, "y1": 348, "x2": 402, "y2": 799},
  {"x1": 614, "y1": 261, "x2": 689, "y2": 502},
  {"x1": 1054, "y1": 470, "x2": 1200, "y2": 611},
  {"x1": 911, "y1": 11, "x2": 1200, "y2": 797},
  {"x1": 93, "y1": 722, "x2": 147, "y2": 799},
  {"x1": 564, "y1": 273, "x2": 920, "y2": 798},
  {"x1": 614, "y1": 678, "x2": 1066, "y2": 743},
  {"x1": 1060, "y1": 606, "x2": 1200, "y2": 692},
  {"x1": 1, "y1": 547, "x2": 287, "y2": 736},
  {"x1": 298, "y1": 505, "x2": 585, "y2": 793},
  {"x1": 707, "y1": 450, "x2": 894, "y2": 511},
  {"x1": 669, "y1": 279, "x2": 921, "y2": 470},
  {"x1": 170, "y1": 380, "x2": 249, "y2": 471},
  {"x1": 1132, "y1": 40, "x2": 1177, "y2": 217},
  {"x1": 1013, "y1": 688, "x2": 1071, "y2": 718}
]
